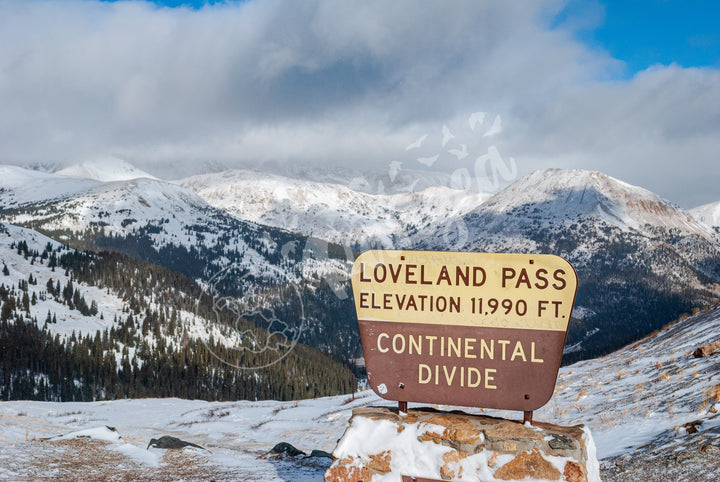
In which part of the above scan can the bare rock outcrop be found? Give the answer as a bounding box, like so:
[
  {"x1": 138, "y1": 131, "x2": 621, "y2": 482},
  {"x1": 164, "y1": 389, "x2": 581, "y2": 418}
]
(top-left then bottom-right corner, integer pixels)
[{"x1": 693, "y1": 341, "x2": 720, "y2": 358}]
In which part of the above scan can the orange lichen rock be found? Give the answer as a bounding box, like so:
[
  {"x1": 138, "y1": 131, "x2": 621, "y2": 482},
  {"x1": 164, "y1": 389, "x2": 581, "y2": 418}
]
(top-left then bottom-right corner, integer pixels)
[
  {"x1": 418, "y1": 414, "x2": 483, "y2": 445},
  {"x1": 494, "y1": 449, "x2": 562, "y2": 480},
  {"x1": 440, "y1": 450, "x2": 468, "y2": 479}
]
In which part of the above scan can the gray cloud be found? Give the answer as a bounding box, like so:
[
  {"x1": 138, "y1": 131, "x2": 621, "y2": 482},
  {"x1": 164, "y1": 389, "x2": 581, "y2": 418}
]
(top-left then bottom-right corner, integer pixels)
[{"x1": 0, "y1": 0, "x2": 717, "y2": 207}]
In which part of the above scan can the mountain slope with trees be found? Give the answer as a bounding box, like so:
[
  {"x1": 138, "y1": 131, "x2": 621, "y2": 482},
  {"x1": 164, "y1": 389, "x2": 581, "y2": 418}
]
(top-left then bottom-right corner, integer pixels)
[
  {"x1": 0, "y1": 222, "x2": 356, "y2": 402},
  {"x1": 0, "y1": 166, "x2": 361, "y2": 360}
]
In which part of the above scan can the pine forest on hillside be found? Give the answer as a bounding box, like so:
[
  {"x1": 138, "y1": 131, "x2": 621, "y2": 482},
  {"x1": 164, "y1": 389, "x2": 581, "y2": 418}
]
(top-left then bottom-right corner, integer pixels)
[{"x1": 0, "y1": 225, "x2": 356, "y2": 402}]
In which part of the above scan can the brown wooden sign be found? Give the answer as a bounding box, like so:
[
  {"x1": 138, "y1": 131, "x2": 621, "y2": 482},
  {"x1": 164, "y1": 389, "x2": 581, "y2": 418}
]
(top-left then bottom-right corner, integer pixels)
[{"x1": 351, "y1": 250, "x2": 578, "y2": 412}]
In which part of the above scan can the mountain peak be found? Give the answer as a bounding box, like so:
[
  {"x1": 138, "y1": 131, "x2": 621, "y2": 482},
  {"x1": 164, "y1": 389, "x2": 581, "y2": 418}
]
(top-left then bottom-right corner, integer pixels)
[
  {"x1": 56, "y1": 158, "x2": 157, "y2": 183},
  {"x1": 498, "y1": 168, "x2": 652, "y2": 202},
  {"x1": 480, "y1": 168, "x2": 711, "y2": 238},
  {"x1": 691, "y1": 201, "x2": 720, "y2": 229}
]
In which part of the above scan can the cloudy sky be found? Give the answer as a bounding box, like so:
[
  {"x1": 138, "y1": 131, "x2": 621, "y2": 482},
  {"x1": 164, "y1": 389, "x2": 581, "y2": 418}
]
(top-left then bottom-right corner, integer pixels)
[{"x1": 0, "y1": 0, "x2": 718, "y2": 207}]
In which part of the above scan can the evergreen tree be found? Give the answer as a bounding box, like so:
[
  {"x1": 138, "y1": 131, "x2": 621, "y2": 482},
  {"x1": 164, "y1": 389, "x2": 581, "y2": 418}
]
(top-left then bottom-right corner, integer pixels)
[
  {"x1": 1, "y1": 300, "x2": 12, "y2": 322},
  {"x1": 46, "y1": 278, "x2": 55, "y2": 297},
  {"x1": 21, "y1": 292, "x2": 30, "y2": 314}
]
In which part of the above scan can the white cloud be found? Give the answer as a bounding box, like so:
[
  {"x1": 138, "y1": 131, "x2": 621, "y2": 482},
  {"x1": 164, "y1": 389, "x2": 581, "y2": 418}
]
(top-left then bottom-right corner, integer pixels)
[{"x1": 0, "y1": 0, "x2": 717, "y2": 207}]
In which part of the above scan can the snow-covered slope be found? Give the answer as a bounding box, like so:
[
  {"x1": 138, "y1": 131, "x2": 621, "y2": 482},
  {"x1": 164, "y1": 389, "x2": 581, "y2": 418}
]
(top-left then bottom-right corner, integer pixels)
[
  {"x1": 0, "y1": 223, "x2": 113, "y2": 340},
  {"x1": 0, "y1": 222, "x2": 243, "y2": 352},
  {"x1": 7, "y1": 176, "x2": 224, "y2": 247},
  {"x1": 0, "y1": 223, "x2": 250, "y2": 346},
  {"x1": 56, "y1": 158, "x2": 158, "y2": 183},
  {"x1": 691, "y1": 200, "x2": 720, "y2": 230},
  {"x1": 0, "y1": 165, "x2": 101, "y2": 208},
  {"x1": 178, "y1": 169, "x2": 490, "y2": 248},
  {"x1": 273, "y1": 164, "x2": 459, "y2": 195}
]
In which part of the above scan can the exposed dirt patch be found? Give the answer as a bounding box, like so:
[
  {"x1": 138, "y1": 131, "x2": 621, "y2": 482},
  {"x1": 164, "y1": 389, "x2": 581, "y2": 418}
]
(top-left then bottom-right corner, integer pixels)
[{"x1": 2, "y1": 438, "x2": 228, "y2": 481}]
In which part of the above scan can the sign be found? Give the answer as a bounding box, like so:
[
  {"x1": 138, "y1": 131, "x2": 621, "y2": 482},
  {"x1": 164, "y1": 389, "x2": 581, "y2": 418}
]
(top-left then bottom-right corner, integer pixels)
[{"x1": 351, "y1": 250, "x2": 578, "y2": 412}]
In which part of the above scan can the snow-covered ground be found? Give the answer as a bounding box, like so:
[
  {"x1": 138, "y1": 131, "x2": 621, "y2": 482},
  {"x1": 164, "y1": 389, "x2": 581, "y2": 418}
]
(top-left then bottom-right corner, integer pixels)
[
  {"x1": 2, "y1": 304, "x2": 720, "y2": 480},
  {"x1": 0, "y1": 393, "x2": 377, "y2": 481},
  {"x1": 550, "y1": 305, "x2": 720, "y2": 459}
]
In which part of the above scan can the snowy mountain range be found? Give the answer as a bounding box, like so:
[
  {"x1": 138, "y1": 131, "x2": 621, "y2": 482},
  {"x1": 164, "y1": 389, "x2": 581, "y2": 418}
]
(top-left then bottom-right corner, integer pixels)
[
  {"x1": 462, "y1": 168, "x2": 713, "y2": 238},
  {"x1": 177, "y1": 165, "x2": 720, "y2": 360},
  {"x1": 0, "y1": 165, "x2": 101, "y2": 208},
  {"x1": 1, "y1": 163, "x2": 357, "y2": 284},
  {"x1": 2, "y1": 161, "x2": 720, "y2": 363},
  {"x1": 413, "y1": 169, "x2": 720, "y2": 359},
  {"x1": 56, "y1": 158, "x2": 159, "y2": 183},
  {"x1": 178, "y1": 169, "x2": 490, "y2": 248}
]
